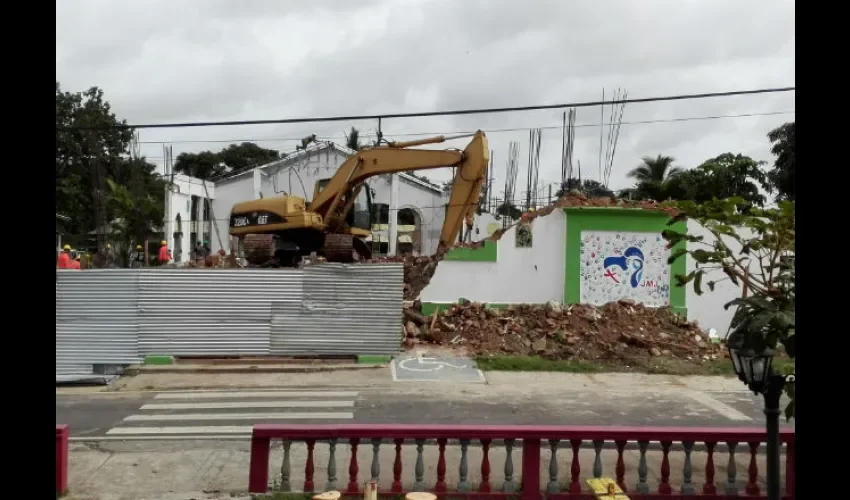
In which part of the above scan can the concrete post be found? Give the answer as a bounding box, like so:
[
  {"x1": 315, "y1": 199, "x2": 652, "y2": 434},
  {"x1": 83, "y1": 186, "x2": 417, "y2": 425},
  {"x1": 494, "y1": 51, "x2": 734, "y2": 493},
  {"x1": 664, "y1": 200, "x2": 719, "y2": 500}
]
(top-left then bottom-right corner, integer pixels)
[
  {"x1": 195, "y1": 195, "x2": 204, "y2": 240},
  {"x1": 388, "y1": 174, "x2": 400, "y2": 256},
  {"x1": 253, "y1": 170, "x2": 262, "y2": 199},
  {"x1": 164, "y1": 185, "x2": 172, "y2": 252}
]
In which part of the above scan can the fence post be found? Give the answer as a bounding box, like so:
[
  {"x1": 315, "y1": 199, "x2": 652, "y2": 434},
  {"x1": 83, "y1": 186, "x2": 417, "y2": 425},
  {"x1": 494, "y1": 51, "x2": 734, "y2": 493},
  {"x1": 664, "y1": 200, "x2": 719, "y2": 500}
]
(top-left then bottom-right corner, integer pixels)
[
  {"x1": 785, "y1": 440, "x2": 795, "y2": 498},
  {"x1": 521, "y1": 438, "x2": 541, "y2": 500},
  {"x1": 248, "y1": 432, "x2": 271, "y2": 494},
  {"x1": 56, "y1": 425, "x2": 69, "y2": 496}
]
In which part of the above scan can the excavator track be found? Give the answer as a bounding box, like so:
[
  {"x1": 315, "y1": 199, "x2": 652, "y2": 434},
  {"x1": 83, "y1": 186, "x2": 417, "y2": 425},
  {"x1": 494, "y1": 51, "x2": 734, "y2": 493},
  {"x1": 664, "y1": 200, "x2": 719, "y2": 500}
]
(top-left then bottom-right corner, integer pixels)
[{"x1": 322, "y1": 234, "x2": 372, "y2": 263}]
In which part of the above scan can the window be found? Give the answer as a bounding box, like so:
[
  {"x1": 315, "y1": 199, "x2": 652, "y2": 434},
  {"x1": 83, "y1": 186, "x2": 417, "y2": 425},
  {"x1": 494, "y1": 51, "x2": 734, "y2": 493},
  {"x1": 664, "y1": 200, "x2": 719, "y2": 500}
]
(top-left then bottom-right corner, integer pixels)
[{"x1": 352, "y1": 186, "x2": 371, "y2": 230}]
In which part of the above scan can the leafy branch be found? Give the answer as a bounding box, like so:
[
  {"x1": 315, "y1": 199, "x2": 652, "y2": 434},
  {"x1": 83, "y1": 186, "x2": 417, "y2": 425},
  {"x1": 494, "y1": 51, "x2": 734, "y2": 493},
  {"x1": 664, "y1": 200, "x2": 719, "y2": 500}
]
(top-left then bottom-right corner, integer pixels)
[{"x1": 662, "y1": 197, "x2": 795, "y2": 419}]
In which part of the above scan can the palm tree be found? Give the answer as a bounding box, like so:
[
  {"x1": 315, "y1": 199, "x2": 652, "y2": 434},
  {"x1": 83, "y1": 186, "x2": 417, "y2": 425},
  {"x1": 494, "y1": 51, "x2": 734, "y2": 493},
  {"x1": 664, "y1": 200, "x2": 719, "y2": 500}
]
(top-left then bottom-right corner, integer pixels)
[
  {"x1": 627, "y1": 155, "x2": 682, "y2": 183},
  {"x1": 626, "y1": 155, "x2": 683, "y2": 201},
  {"x1": 344, "y1": 127, "x2": 364, "y2": 151}
]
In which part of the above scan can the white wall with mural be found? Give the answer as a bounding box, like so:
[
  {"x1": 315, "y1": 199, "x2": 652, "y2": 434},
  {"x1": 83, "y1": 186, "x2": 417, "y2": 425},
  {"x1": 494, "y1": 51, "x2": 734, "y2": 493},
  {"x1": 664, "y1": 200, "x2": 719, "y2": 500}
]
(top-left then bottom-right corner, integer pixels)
[
  {"x1": 420, "y1": 209, "x2": 566, "y2": 304},
  {"x1": 579, "y1": 231, "x2": 672, "y2": 307}
]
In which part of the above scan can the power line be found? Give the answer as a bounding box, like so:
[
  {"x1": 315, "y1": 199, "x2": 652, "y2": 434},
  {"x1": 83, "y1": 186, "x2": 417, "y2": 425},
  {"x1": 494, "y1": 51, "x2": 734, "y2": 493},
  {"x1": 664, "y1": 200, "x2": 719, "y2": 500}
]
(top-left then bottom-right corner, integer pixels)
[
  {"x1": 65, "y1": 86, "x2": 795, "y2": 131},
  {"x1": 138, "y1": 109, "x2": 795, "y2": 148}
]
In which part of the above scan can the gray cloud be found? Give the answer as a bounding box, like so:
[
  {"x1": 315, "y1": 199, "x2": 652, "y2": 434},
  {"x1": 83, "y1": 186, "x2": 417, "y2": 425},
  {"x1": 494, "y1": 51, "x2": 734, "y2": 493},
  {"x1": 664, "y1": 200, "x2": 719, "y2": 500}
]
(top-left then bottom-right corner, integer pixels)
[{"x1": 56, "y1": 0, "x2": 795, "y2": 196}]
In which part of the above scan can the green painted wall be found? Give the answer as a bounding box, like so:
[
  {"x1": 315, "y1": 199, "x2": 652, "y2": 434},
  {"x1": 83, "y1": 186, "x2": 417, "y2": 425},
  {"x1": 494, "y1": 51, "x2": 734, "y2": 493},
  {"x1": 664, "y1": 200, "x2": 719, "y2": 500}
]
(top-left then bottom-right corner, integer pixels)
[
  {"x1": 443, "y1": 240, "x2": 498, "y2": 262},
  {"x1": 563, "y1": 208, "x2": 687, "y2": 315}
]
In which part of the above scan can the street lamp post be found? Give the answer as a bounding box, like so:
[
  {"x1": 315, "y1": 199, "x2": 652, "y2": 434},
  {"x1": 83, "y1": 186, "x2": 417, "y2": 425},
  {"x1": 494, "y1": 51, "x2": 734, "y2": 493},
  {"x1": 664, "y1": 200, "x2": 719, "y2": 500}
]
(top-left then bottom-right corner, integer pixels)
[{"x1": 727, "y1": 345, "x2": 786, "y2": 500}]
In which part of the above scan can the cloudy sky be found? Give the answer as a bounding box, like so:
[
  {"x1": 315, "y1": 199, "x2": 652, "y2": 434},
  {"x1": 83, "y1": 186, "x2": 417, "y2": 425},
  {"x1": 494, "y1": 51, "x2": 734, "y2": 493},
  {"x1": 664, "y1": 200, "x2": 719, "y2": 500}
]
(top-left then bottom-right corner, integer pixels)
[{"x1": 56, "y1": 0, "x2": 795, "y2": 200}]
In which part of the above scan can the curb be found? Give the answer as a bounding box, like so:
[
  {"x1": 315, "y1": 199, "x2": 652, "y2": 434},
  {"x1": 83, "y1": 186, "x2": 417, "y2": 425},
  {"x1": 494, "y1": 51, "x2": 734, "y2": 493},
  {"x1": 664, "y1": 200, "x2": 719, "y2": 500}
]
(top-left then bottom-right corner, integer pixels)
[{"x1": 124, "y1": 364, "x2": 388, "y2": 375}]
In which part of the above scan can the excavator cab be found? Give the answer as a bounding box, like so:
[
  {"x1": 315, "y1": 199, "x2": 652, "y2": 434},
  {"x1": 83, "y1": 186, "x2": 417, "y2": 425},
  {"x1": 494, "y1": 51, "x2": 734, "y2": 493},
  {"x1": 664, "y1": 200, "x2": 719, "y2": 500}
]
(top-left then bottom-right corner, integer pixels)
[{"x1": 313, "y1": 178, "x2": 372, "y2": 233}]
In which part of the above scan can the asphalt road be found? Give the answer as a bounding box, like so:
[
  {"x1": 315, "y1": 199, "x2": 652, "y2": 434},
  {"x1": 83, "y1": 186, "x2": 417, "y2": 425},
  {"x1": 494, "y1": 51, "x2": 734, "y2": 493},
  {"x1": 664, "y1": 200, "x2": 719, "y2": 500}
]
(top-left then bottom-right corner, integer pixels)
[{"x1": 57, "y1": 384, "x2": 793, "y2": 442}]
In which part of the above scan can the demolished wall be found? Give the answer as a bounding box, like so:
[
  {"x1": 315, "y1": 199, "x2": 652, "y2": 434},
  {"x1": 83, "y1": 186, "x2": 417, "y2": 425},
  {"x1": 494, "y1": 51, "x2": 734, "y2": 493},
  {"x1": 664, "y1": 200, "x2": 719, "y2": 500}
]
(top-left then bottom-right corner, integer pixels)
[{"x1": 419, "y1": 209, "x2": 567, "y2": 305}]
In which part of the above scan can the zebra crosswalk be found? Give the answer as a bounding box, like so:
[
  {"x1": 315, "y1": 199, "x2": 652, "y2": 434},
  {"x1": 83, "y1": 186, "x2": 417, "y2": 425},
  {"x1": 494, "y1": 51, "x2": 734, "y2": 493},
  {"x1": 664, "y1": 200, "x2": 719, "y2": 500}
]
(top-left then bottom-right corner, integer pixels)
[{"x1": 101, "y1": 389, "x2": 359, "y2": 440}]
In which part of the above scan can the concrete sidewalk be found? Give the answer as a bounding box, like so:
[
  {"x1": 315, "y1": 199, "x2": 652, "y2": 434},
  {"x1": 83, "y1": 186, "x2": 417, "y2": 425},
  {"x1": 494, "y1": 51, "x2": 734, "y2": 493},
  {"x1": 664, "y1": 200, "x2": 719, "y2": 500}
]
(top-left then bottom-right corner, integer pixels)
[
  {"x1": 93, "y1": 369, "x2": 750, "y2": 394},
  {"x1": 65, "y1": 440, "x2": 789, "y2": 500}
]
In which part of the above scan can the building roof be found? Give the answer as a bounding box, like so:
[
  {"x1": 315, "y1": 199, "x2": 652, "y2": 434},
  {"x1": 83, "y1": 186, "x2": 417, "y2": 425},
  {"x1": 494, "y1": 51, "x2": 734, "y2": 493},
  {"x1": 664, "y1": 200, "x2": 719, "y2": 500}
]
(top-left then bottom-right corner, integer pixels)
[{"x1": 215, "y1": 141, "x2": 443, "y2": 194}]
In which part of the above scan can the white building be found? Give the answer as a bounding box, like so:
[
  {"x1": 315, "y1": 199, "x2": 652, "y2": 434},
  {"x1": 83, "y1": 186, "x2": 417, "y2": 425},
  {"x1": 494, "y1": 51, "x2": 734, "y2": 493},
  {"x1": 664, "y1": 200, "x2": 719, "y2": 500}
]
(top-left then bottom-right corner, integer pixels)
[
  {"x1": 209, "y1": 141, "x2": 447, "y2": 257},
  {"x1": 163, "y1": 173, "x2": 216, "y2": 264}
]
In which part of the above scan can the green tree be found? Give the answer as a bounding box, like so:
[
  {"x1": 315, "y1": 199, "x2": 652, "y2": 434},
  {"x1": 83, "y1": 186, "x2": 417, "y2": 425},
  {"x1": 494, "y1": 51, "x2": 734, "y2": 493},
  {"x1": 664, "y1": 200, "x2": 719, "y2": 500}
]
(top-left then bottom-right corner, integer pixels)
[
  {"x1": 56, "y1": 82, "x2": 163, "y2": 241},
  {"x1": 174, "y1": 142, "x2": 281, "y2": 179},
  {"x1": 344, "y1": 127, "x2": 364, "y2": 151},
  {"x1": 666, "y1": 153, "x2": 771, "y2": 207},
  {"x1": 495, "y1": 201, "x2": 521, "y2": 219},
  {"x1": 555, "y1": 178, "x2": 615, "y2": 198},
  {"x1": 663, "y1": 198, "x2": 795, "y2": 419},
  {"x1": 626, "y1": 155, "x2": 683, "y2": 200},
  {"x1": 173, "y1": 151, "x2": 226, "y2": 180},
  {"x1": 105, "y1": 178, "x2": 162, "y2": 267},
  {"x1": 767, "y1": 122, "x2": 795, "y2": 201},
  {"x1": 218, "y1": 142, "x2": 280, "y2": 172}
]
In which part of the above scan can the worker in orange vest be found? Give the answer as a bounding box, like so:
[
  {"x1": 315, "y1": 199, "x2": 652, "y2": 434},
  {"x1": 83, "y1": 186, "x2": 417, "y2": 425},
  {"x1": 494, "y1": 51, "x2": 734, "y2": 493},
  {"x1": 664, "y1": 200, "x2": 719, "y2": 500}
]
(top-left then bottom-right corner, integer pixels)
[
  {"x1": 158, "y1": 240, "x2": 171, "y2": 265},
  {"x1": 71, "y1": 256, "x2": 81, "y2": 270},
  {"x1": 58, "y1": 244, "x2": 72, "y2": 269}
]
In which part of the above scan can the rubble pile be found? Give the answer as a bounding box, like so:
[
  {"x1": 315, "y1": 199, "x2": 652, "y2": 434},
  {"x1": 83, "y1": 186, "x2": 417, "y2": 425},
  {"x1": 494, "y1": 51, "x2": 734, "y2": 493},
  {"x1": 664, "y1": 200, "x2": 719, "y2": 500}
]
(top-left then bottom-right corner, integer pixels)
[
  {"x1": 181, "y1": 253, "x2": 241, "y2": 268},
  {"x1": 369, "y1": 249, "x2": 447, "y2": 300},
  {"x1": 489, "y1": 191, "x2": 679, "y2": 240},
  {"x1": 403, "y1": 299, "x2": 722, "y2": 363}
]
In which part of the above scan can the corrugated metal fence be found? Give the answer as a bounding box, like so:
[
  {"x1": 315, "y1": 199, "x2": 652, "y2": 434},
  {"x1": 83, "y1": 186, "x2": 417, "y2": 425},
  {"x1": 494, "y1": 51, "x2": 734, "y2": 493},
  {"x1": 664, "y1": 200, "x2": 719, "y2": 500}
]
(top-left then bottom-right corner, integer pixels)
[{"x1": 56, "y1": 264, "x2": 403, "y2": 378}]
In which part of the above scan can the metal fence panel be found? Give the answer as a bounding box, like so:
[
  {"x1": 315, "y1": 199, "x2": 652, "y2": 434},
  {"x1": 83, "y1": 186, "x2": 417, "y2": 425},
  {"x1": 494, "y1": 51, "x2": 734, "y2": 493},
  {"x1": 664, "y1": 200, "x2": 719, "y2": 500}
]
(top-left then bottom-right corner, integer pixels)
[
  {"x1": 137, "y1": 269, "x2": 302, "y2": 356},
  {"x1": 56, "y1": 264, "x2": 401, "y2": 372},
  {"x1": 271, "y1": 263, "x2": 403, "y2": 355},
  {"x1": 56, "y1": 270, "x2": 140, "y2": 376}
]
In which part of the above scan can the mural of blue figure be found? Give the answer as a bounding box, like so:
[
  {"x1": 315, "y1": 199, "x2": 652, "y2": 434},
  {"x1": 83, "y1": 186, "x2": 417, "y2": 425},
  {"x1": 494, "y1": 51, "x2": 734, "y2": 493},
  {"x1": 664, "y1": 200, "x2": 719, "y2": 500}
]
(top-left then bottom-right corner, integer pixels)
[{"x1": 603, "y1": 247, "x2": 645, "y2": 288}]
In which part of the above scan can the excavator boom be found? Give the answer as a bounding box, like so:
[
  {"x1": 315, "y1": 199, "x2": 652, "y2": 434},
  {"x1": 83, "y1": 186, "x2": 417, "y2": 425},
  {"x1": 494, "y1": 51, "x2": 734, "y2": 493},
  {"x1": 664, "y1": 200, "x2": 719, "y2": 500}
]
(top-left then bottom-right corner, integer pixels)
[{"x1": 312, "y1": 130, "x2": 489, "y2": 247}]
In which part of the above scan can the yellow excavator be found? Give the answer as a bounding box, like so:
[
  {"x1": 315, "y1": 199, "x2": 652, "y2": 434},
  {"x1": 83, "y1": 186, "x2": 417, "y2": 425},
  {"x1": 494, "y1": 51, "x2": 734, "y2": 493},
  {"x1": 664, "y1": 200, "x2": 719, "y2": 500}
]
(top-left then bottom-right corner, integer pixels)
[{"x1": 229, "y1": 130, "x2": 489, "y2": 266}]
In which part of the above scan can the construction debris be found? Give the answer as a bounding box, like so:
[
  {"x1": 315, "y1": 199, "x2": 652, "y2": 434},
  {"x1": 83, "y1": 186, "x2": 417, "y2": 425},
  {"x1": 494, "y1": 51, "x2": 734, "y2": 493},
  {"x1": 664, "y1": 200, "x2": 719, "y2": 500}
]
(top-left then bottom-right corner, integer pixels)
[
  {"x1": 489, "y1": 192, "x2": 678, "y2": 240},
  {"x1": 181, "y1": 251, "x2": 241, "y2": 268},
  {"x1": 369, "y1": 246, "x2": 451, "y2": 300},
  {"x1": 402, "y1": 299, "x2": 722, "y2": 363}
]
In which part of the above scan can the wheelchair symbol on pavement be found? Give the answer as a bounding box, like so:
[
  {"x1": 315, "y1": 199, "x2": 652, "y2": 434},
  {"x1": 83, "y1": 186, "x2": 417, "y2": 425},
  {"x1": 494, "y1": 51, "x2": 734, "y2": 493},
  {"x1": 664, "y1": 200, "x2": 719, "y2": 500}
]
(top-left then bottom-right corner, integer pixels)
[{"x1": 397, "y1": 354, "x2": 469, "y2": 372}]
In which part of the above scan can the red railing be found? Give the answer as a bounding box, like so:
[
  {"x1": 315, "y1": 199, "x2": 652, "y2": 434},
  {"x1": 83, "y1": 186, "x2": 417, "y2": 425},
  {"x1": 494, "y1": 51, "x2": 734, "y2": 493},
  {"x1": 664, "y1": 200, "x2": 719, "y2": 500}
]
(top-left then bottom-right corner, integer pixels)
[
  {"x1": 56, "y1": 424, "x2": 69, "y2": 496},
  {"x1": 249, "y1": 424, "x2": 795, "y2": 499}
]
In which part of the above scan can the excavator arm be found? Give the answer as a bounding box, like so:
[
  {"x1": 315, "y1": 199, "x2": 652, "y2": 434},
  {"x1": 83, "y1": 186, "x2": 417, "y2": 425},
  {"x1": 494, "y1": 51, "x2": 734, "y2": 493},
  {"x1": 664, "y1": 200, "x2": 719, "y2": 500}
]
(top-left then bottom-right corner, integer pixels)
[{"x1": 312, "y1": 130, "x2": 489, "y2": 248}]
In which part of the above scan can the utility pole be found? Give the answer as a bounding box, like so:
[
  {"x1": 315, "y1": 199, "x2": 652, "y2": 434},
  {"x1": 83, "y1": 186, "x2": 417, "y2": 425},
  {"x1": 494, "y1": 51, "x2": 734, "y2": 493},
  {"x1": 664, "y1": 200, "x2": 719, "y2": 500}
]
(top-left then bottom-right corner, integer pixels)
[{"x1": 87, "y1": 127, "x2": 107, "y2": 261}]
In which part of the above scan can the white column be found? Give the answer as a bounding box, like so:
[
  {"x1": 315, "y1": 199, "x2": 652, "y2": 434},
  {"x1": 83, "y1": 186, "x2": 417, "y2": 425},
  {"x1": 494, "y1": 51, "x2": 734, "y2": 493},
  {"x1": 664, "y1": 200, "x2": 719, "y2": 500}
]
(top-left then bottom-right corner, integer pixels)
[
  {"x1": 253, "y1": 170, "x2": 262, "y2": 199},
  {"x1": 164, "y1": 186, "x2": 172, "y2": 249},
  {"x1": 195, "y1": 195, "x2": 204, "y2": 241},
  {"x1": 388, "y1": 174, "x2": 400, "y2": 256}
]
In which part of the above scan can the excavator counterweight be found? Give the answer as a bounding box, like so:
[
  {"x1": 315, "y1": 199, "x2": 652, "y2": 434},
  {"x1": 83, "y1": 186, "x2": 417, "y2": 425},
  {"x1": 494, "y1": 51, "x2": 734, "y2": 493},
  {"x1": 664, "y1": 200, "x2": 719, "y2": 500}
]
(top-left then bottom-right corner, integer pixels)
[{"x1": 229, "y1": 131, "x2": 489, "y2": 267}]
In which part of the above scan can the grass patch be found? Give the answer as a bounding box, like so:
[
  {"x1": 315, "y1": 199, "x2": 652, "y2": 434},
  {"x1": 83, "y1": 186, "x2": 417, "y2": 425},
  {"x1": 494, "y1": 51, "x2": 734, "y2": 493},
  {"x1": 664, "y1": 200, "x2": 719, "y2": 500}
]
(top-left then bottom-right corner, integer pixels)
[{"x1": 476, "y1": 355, "x2": 795, "y2": 377}]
